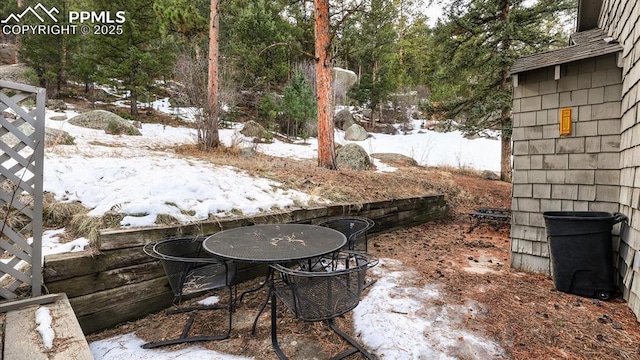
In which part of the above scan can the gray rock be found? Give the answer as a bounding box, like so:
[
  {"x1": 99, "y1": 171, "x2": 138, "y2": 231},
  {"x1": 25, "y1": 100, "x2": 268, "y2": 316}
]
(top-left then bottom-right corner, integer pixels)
[
  {"x1": 334, "y1": 109, "x2": 355, "y2": 131},
  {"x1": 89, "y1": 88, "x2": 111, "y2": 102},
  {"x1": 69, "y1": 110, "x2": 141, "y2": 135},
  {"x1": 240, "y1": 147, "x2": 255, "y2": 158},
  {"x1": 379, "y1": 124, "x2": 397, "y2": 135},
  {"x1": 481, "y1": 170, "x2": 500, "y2": 180},
  {"x1": 344, "y1": 124, "x2": 368, "y2": 141},
  {"x1": 336, "y1": 143, "x2": 372, "y2": 171},
  {"x1": 0, "y1": 123, "x2": 33, "y2": 148},
  {"x1": 332, "y1": 67, "x2": 357, "y2": 105},
  {"x1": 463, "y1": 132, "x2": 481, "y2": 140},
  {"x1": 49, "y1": 115, "x2": 67, "y2": 121},
  {"x1": 47, "y1": 99, "x2": 67, "y2": 111},
  {"x1": 240, "y1": 120, "x2": 271, "y2": 140},
  {"x1": 0, "y1": 124, "x2": 73, "y2": 147},
  {"x1": 332, "y1": 68, "x2": 357, "y2": 90},
  {"x1": 45, "y1": 128, "x2": 74, "y2": 145},
  {"x1": 371, "y1": 153, "x2": 419, "y2": 167}
]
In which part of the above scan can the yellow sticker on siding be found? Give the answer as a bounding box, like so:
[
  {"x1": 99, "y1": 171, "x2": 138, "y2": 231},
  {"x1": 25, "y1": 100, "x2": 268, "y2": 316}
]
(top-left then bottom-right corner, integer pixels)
[{"x1": 560, "y1": 108, "x2": 572, "y2": 136}]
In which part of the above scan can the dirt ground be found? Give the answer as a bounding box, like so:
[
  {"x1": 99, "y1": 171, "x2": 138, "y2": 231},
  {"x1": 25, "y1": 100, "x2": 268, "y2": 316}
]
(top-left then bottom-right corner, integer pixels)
[{"x1": 86, "y1": 172, "x2": 640, "y2": 359}]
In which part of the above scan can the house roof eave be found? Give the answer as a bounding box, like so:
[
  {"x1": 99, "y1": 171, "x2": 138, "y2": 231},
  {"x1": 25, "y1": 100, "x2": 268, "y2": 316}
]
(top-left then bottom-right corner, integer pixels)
[{"x1": 510, "y1": 28, "x2": 621, "y2": 76}]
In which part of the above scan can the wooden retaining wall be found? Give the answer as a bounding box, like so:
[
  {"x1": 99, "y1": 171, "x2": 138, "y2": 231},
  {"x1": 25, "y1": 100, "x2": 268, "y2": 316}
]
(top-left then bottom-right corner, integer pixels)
[{"x1": 43, "y1": 195, "x2": 448, "y2": 334}]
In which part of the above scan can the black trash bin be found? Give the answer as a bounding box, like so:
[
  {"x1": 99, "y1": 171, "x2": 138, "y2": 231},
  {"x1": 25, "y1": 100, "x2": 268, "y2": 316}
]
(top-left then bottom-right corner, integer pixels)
[{"x1": 543, "y1": 211, "x2": 627, "y2": 300}]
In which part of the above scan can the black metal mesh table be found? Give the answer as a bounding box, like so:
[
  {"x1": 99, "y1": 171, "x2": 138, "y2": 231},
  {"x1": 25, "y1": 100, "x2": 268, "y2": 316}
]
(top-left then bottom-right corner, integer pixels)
[
  {"x1": 202, "y1": 224, "x2": 347, "y2": 263},
  {"x1": 202, "y1": 224, "x2": 347, "y2": 337}
]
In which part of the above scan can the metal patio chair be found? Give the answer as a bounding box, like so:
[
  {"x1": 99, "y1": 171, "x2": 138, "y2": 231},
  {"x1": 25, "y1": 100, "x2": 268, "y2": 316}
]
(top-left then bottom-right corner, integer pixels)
[
  {"x1": 142, "y1": 236, "x2": 237, "y2": 349},
  {"x1": 270, "y1": 251, "x2": 379, "y2": 360},
  {"x1": 299, "y1": 217, "x2": 375, "y2": 272},
  {"x1": 318, "y1": 216, "x2": 375, "y2": 252}
]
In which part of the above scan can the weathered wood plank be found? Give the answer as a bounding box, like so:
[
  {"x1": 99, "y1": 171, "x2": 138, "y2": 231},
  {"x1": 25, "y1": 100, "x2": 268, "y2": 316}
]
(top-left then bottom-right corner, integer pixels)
[
  {"x1": 48, "y1": 260, "x2": 265, "y2": 299},
  {"x1": 44, "y1": 247, "x2": 153, "y2": 282},
  {"x1": 97, "y1": 209, "x2": 331, "y2": 251},
  {"x1": 96, "y1": 225, "x2": 220, "y2": 251},
  {"x1": 97, "y1": 217, "x2": 255, "y2": 250},
  {"x1": 71, "y1": 277, "x2": 174, "y2": 334},
  {"x1": 69, "y1": 277, "x2": 172, "y2": 318},
  {"x1": 4, "y1": 293, "x2": 92, "y2": 360},
  {"x1": 46, "y1": 262, "x2": 165, "y2": 298},
  {"x1": 77, "y1": 291, "x2": 174, "y2": 334},
  {"x1": 0, "y1": 294, "x2": 60, "y2": 313},
  {"x1": 73, "y1": 264, "x2": 266, "y2": 334}
]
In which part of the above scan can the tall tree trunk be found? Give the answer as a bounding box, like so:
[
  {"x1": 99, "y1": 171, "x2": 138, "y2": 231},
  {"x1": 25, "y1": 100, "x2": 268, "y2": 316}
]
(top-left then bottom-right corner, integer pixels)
[
  {"x1": 206, "y1": 0, "x2": 221, "y2": 150},
  {"x1": 59, "y1": 40, "x2": 66, "y2": 93},
  {"x1": 130, "y1": 90, "x2": 138, "y2": 117},
  {"x1": 15, "y1": 0, "x2": 22, "y2": 63},
  {"x1": 315, "y1": 0, "x2": 336, "y2": 169},
  {"x1": 372, "y1": 60, "x2": 378, "y2": 126},
  {"x1": 499, "y1": 0, "x2": 512, "y2": 182}
]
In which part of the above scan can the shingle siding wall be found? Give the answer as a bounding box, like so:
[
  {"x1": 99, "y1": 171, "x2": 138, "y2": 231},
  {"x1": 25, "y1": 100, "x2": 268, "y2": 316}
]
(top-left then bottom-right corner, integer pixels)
[
  {"x1": 600, "y1": 0, "x2": 640, "y2": 318},
  {"x1": 511, "y1": 54, "x2": 622, "y2": 275}
]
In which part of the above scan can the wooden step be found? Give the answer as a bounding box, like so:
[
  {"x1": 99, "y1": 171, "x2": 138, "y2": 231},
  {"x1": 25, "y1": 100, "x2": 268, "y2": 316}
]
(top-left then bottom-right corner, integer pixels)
[{"x1": 1, "y1": 293, "x2": 93, "y2": 360}]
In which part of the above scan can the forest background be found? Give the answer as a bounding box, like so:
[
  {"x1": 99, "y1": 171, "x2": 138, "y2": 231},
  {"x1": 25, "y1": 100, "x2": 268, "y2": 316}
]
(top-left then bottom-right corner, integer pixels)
[{"x1": 1, "y1": 0, "x2": 577, "y2": 181}]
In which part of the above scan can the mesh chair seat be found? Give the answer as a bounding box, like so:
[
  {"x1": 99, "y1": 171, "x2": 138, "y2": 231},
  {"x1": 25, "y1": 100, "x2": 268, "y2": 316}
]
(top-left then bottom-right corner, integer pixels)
[
  {"x1": 270, "y1": 251, "x2": 378, "y2": 359},
  {"x1": 276, "y1": 270, "x2": 363, "y2": 322},
  {"x1": 142, "y1": 236, "x2": 237, "y2": 348}
]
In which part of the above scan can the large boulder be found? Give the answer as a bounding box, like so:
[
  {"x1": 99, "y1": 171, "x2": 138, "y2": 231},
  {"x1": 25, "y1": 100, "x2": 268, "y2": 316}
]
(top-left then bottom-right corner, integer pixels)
[
  {"x1": 45, "y1": 128, "x2": 74, "y2": 146},
  {"x1": 334, "y1": 109, "x2": 356, "y2": 131},
  {"x1": 333, "y1": 67, "x2": 357, "y2": 89},
  {"x1": 370, "y1": 153, "x2": 419, "y2": 167},
  {"x1": 240, "y1": 120, "x2": 271, "y2": 140},
  {"x1": 88, "y1": 88, "x2": 112, "y2": 103},
  {"x1": 377, "y1": 123, "x2": 398, "y2": 135},
  {"x1": 47, "y1": 99, "x2": 67, "y2": 111},
  {"x1": 481, "y1": 170, "x2": 500, "y2": 180},
  {"x1": 0, "y1": 124, "x2": 74, "y2": 147},
  {"x1": 336, "y1": 143, "x2": 372, "y2": 171},
  {"x1": 332, "y1": 67, "x2": 358, "y2": 106},
  {"x1": 344, "y1": 124, "x2": 368, "y2": 141},
  {"x1": 68, "y1": 110, "x2": 141, "y2": 135}
]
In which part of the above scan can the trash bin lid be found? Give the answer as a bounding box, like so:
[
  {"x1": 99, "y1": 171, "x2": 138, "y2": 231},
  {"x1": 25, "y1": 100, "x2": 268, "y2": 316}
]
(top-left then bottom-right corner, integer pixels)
[{"x1": 543, "y1": 211, "x2": 613, "y2": 220}]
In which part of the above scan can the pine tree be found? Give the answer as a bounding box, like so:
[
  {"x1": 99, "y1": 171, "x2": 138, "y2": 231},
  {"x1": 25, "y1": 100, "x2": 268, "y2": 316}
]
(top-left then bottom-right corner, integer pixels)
[
  {"x1": 219, "y1": 0, "x2": 296, "y2": 89},
  {"x1": 344, "y1": 0, "x2": 403, "y2": 125},
  {"x1": 281, "y1": 71, "x2": 317, "y2": 139},
  {"x1": 17, "y1": 0, "x2": 78, "y2": 96},
  {"x1": 427, "y1": 0, "x2": 576, "y2": 181},
  {"x1": 90, "y1": 0, "x2": 173, "y2": 117}
]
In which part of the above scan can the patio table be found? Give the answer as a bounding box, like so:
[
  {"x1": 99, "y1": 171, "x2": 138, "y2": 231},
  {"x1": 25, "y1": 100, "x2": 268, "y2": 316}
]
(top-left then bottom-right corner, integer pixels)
[{"x1": 202, "y1": 223, "x2": 347, "y2": 334}]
